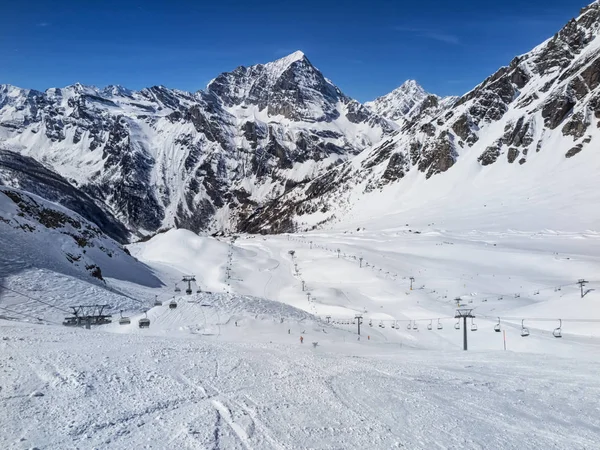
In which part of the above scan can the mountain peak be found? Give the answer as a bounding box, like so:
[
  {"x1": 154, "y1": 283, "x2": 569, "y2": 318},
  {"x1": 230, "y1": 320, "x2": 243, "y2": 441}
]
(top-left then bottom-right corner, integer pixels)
[
  {"x1": 365, "y1": 80, "x2": 432, "y2": 121},
  {"x1": 277, "y1": 50, "x2": 306, "y2": 64},
  {"x1": 263, "y1": 50, "x2": 310, "y2": 79}
]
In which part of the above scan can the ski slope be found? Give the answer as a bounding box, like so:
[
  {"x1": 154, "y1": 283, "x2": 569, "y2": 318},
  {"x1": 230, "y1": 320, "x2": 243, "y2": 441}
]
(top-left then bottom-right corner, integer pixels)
[{"x1": 2, "y1": 225, "x2": 600, "y2": 448}]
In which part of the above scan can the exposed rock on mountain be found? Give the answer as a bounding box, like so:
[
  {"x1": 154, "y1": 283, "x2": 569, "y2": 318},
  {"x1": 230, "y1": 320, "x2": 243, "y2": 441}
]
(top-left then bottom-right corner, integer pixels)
[
  {"x1": 1, "y1": 3, "x2": 599, "y2": 237},
  {"x1": 0, "y1": 53, "x2": 394, "y2": 236},
  {"x1": 0, "y1": 149, "x2": 129, "y2": 243},
  {"x1": 241, "y1": 2, "x2": 600, "y2": 233}
]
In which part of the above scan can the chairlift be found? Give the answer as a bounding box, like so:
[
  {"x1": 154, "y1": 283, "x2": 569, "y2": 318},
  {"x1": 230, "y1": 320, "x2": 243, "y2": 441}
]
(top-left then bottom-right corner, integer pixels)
[
  {"x1": 369, "y1": 320, "x2": 373, "y2": 327},
  {"x1": 427, "y1": 320, "x2": 433, "y2": 331},
  {"x1": 169, "y1": 299, "x2": 178, "y2": 309},
  {"x1": 196, "y1": 288, "x2": 202, "y2": 294},
  {"x1": 413, "y1": 321, "x2": 418, "y2": 331},
  {"x1": 521, "y1": 319, "x2": 530, "y2": 337},
  {"x1": 470, "y1": 318, "x2": 478, "y2": 332},
  {"x1": 174, "y1": 284, "x2": 181, "y2": 293},
  {"x1": 437, "y1": 319, "x2": 443, "y2": 330},
  {"x1": 185, "y1": 288, "x2": 192, "y2": 295},
  {"x1": 378, "y1": 321, "x2": 385, "y2": 328},
  {"x1": 454, "y1": 319, "x2": 461, "y2": 330},
  {"x1": 153, "y1": 295, "x2": 162, "y2": 306},
  {"x1": 406, "y1": 321, "x2": 412, "y2": 330},
  {"x1": 391, "y1": 322, "x2": 396, "y2": 329},
  {"x1": 494, "y1": 318, "x2": 501, "y2": 333},
  {"x1": 553, "y1": 319, "x2": 562, "y2": 338},
  {"x1": 138, "y1": 312, "x2": 150, "y2": 329},
  {"x1": 118, "y1": 310, "x2": 131, "y2": 325}
]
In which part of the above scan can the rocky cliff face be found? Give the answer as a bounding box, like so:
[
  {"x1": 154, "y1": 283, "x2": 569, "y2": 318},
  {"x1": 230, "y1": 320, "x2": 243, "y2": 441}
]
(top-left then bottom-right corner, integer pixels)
[
  {"x1": 0, "y1": 52, "x2": 394, "y2": 238},
  {"x1": 241, "y1": 2, "x2": 600, "y2": 233}
]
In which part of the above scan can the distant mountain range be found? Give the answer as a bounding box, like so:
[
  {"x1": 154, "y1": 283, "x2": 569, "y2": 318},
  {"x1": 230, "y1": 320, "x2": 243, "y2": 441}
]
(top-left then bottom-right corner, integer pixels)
[{"x1": 1, "y1": 2, "x2": 599, "y2": 238}]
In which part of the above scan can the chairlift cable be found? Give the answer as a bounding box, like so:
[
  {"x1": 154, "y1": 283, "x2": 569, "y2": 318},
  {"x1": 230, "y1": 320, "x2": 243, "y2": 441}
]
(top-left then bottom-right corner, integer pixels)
[
  {"x1": 0, "y1": 304, "x2": 60, "y2": 325},
  {"x1": 0, "y1": 283, "x2": 71, "y2": 314}
]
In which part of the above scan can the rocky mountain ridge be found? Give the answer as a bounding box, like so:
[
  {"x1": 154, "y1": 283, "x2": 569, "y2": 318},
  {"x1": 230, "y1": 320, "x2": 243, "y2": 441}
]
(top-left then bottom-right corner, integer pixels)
[
  {"x1": 1, "y1": 3, "x2": 599, "y2": 238},
  {"x1": 0, "y1": 52, "x2": 395, "y2": 237},
  {"x1": 242, "y1": 2, "x2": 600, "y2": 233}
]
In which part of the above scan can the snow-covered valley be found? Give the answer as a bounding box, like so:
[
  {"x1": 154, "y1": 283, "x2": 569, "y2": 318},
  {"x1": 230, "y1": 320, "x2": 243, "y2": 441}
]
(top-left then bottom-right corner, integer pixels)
[{"x1": 2, "y1": 219, "x2": 600, "y2": 448}]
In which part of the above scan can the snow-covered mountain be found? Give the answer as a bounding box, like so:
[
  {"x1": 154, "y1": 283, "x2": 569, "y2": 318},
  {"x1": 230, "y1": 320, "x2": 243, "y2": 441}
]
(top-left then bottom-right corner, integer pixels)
[
  {"x1": 0, "y1": 52, "x2": 394, "y2": 237},
  {"x1": 1, "y1": 3, "x2": 599, "y2": 238},
  {"x1": 365, "y1": 79, "x2": 456, "y2": 122},
  {"x1": 0, "y1": 149, "x2": 129, "y2": 243},
  {"x1": 0, "y1": 186, "x2": 158, "y2": 285},
  {"x1": 243, "y1": 2, "x2": 600, "y2": 233}
]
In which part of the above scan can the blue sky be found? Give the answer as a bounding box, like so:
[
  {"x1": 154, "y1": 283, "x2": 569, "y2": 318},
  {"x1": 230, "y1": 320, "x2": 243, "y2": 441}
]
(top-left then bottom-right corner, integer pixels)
[{"x1": 0, "y1": 0, "x2": 588, "y2": 102}]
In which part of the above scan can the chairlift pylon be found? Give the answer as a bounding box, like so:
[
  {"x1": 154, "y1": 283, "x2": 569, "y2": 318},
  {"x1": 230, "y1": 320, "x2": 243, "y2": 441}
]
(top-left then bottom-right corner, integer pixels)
[
  {"x1": 521, "y1": 319, "x2": 530, "y2": 337},
  {"x1": 553, "y1": 319, "x2": 562, "y2": 338}
]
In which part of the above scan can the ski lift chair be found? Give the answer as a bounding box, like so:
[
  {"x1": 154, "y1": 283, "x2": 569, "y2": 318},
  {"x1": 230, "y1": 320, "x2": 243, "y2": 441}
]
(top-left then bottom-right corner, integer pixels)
[
  {"x1": 174, "y1": 284, "x2": 181, "y2": 293},
  {"x1": 470, "y1": 318, "x2": 478, "y2": 332},
  {"x1": 379, "y1": 321, "x2": 384, "y2": 328},
  {"x1": 413, "y1": 322, "x2": 418, "y2": 331},
  {"x1": 154, "y1": 296, "x2": 162, "y2": 306},
  {"x1": 521, "y1": 319, "x2": 530, "y2": 337},
  {"x1": 391, "y1": 322, "x2": 396, "y2": 329},
  {"x1": 138, "y1": 312, "x2": 150, "y2": 329},
  {"x1": 427, "y1": 320, "x2": 433, "y2": 331},
  {"x1": 169, "y1": 299, "x2": 178, "y2": 309},
  {"x1": 185, "y1": 287, "x2": 192, "y2": 295},
  {"x1": 494, "y1": 318, "x2": 501, "y2": 333},
  {"x1": 553, "y1": 319, "x2": 562, "y2": 338},
  {"x1": 406, "y1": 321, "x2": 412, "y2": 330},
  {"x1": 118, "y1": 310, "x2": 131, "y2": 325},
  {"x1": 437, "y1": 319, "x2": 443, "y2": 330},
  {"x1": 454, "y1": 320, "x2": 461, "y2": 330}
]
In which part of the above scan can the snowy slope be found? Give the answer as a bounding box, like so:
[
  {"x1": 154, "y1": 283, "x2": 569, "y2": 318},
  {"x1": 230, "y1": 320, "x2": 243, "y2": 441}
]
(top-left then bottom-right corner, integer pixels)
[
  {"x1": 0, "y1": 186, "x2": 162, "y2": 322},
  {"x1": 2, "y1": 225, "x2": 600, "y2": 448}
]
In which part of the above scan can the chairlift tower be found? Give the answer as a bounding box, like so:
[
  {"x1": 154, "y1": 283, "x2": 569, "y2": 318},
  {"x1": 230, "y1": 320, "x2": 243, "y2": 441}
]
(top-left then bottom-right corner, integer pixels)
[
  {"x1": 455, "y1": 309, "x2": 475, "y2": 351},
  {"x1": 182, "y1": 275, "x2": 196, "y2": 295},
  {"x1": 578, "y1": 279, "x2": 589, "y2": 298},
  {"x1": 355, "y1": 314, "x2": 363, "y2": 336}
]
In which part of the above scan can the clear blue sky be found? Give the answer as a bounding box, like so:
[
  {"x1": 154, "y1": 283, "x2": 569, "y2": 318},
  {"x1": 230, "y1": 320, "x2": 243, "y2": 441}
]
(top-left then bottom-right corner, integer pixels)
[{"x1": 0, "y1": 0, "x2": 588, "y2": 102}]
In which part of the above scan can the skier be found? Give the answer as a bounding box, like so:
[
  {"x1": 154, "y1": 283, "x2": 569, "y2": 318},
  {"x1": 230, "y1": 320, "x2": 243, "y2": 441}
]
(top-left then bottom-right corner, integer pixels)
[{"x1": 300, "y1": 336, "x2": 304, "y2": 344}]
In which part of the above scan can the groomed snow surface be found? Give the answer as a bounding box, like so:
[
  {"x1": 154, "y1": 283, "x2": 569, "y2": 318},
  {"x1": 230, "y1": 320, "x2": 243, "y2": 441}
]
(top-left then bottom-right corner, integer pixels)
[{"x1": 2, "y1": 227, "x2": 600, "y2": 449}]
